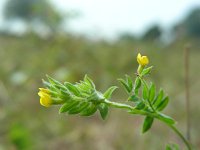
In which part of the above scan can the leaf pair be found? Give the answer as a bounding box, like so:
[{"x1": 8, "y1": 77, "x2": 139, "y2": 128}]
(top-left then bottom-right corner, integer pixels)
[
  {"x1": 153, "y1": 89, "x2": 169, "y2": 111},
  {"x1": 142, "y1": 82, "x2": 169, "y2": 112},
  {"x1": 118, "y1": 75, "x2": 133, "y2": 93}
]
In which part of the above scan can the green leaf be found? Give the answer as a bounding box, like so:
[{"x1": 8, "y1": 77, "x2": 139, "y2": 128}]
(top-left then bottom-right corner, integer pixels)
[
  {"x1": 87, "y1": 91, "x2": 104, "y2": 102},
  {"x1": 103, "y1": 86, "x2": 118, "y2": 99},
  {"x1": 141, "y1": 66, "x2": 153, "y2": 76},
  {"x1": 42, "y1": 79, "x2": 51, "y2": 88},
  {"x1": 128, "y1": 95, "x2": 140, "y2": 102},
  {"x1": 134, "y1": 77, "x2": 141, "y2": 90},
  {"x1": 59, "y1": 101, "x2": 79, "y2": 113},
  {"x1": 125, "y1": 75, "x2": 133, "y2": 92},
  {"x1": 46, "y1": 75, "x2": 63, "y2": 86},
  {"x1": 166, "y1": 143, "x2": 180, "y2": 150},
  {"x1": 149, "y1": 82, "x2": 156, "y2": 102},
  {"x1": 64, "y1": 82, "x2": 81, "y2": 96},
  {"x1": 142, "y1": 116, "x2": 154, "y2": 133},
  {"x1": 142, "y1": 85, "x2": 148, "y2": 100},
  {"x1": 156, "y1": 96, "x2": 169, "y2": 111},
  {"x1": 134, "y1": 88, "x2": 139, "y2": 95},
  {"x1": 80, "y1": 103, "x2": 97, "y2": 116},
  {"x1": 157, "y1": 113, "x2": 175, "y2": 125},
  {"x1": 60, "y1": 89, "x2": 71, "y2": 99},
  {"x1": 54, "y1": 84, "x2": 68, "y2": 91},
  {"x1": 153, "y1": 89, "x2": 164, "y2": 106},
  {"x1": 98, "y1": 103, "x2": 109, "y2": 120},
  {"x1": 76, "y1": 81, "x2": 91, "y2": 90},
  {"x1": 68, "y1": 102, "x2": 89, "y2": 114},
  {"x1": 165, "y1": 144, "x2": 172, "y2": 150},
  {"x1": 84, "y1": 75, "x2": 95, "y2": 89},
  {"x1": 135, "y1": 101, "x2": 145, "y2": 110},
  {"x1": 118, "y1": 78, "x2": 131, "y2": 93}
]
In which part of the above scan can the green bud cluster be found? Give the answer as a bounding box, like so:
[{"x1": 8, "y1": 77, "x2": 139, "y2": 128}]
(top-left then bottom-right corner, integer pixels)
[{"x1": 42, "y1": 75, "x2": 117, "y2": 120}]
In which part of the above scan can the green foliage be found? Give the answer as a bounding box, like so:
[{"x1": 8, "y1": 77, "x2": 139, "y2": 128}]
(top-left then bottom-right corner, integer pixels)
[
  {"x1": 98, "y1": 103, "x2": 109, "y2": 120},
  {"x1": 103, "y1": 86, "x2": 118, "y2": 99},
  {"x1": 118, "y1": 75, "x2": 133, "y2": 93},
  {"x1": 142, "y1": 116, "x2": 154, "y2": 133},
  {"x1": 156, "y1": 96, "x2": 169, "y2": 111},
  {"x1": 128, "y1": 95, "x2": 140, "y2": 102},
  {"x1": 166, "y1": 143, "x2": 180, "y2": 150},
  {"x1": 9, "y1": 123, "x2": 31, "y2": 150},
  {"x1": 119, "y1": 65, "x2": 175, "y2": 134},
  {"x1": 149, "y1": 82, "x2": 156, "y2": 102},
  {"x1": 141, "y1": 66, "x2": 153, "y2": 76},
  {"x1": 38, "y1": 52, "x2": 192, "y2": 149},
  {"x1": 43, "y1": 62, "x2": 174, "y2": 130},
  {"x1": 142, "y1": 83, "x2": 149, "y2": 100},
  {"x1": 43, "y1": 75, "x2": 117, "y2": 120},
  {"x1": 134, "y1": 77, "x2": 141, "y2": 95}
]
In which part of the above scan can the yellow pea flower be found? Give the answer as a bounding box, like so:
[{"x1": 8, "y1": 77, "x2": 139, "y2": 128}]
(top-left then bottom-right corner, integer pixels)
[
  {"x1": 137, "y1": 53, "x2": 149, "y2": 66},
  {"x1": 38, "y1": 88, "x2": 52, "y2": 107}
]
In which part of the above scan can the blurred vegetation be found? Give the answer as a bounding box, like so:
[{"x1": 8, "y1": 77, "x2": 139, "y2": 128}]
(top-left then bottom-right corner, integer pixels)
[
  {"x1": 173, "y1": 7, "x2": 200, "y2": 40},
  {"x1": 4, "y1": 0, "x2": 64, "y2": 33},
  {"x1": 141, "y1": 24, "x2": 162, "y2": 42},
  {"x1": 0, "y1": 1, "x2": 200, "y2": 150}
]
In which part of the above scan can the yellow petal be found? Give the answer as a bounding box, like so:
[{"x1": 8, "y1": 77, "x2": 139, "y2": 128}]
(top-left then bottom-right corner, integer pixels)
[
  {"x1": 141, "y1": 56, "x2": 149, "y2": 65},
  {"x1": 137, "y1": 53, "x2": 149, "y2": 66},
  {"x1": 38, "y1": 88, "x2": 52, "y2": 107},
  {"x1": 137, "y1": 53, "x2": 142, "y2": 64},
  {"x1": 40, "y1": 97, "x2": 51, "y2": 107}
]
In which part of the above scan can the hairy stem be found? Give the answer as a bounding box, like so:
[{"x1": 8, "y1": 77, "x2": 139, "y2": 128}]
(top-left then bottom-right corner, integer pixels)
[
  {"x1": 104, "y1": 99, "x2": 192, "y2": 150},
  {"x1": 104, "y1": 99, "x2": 134, "y2": 110}
]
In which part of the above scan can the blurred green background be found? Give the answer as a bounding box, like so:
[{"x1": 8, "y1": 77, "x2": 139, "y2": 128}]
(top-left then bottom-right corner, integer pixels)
[{"x1": 0, "y1": 0, "x2": 200, "y2": 149}]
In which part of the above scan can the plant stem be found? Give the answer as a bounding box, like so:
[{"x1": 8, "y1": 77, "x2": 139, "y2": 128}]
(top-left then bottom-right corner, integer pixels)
[
  {"x1": 104, "y1": 99, "x2": 134, "y2": 110},
  {"x1": 104, "y1": 99, "x2": 192, "y2": 150},
  {"x1": 167, "y1": 124, "x2": 192, "y2": 150},
  {"x1": 184, "y1": 45, "x2": 191, "y2": 141}
]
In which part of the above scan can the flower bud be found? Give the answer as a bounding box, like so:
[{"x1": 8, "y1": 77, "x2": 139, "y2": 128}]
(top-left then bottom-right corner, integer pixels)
[
  {"x1": 137, "y1": 53, "x2": 149, "y2": 66},
  {"x1": 38, "y1": 88, "x2": 52, "y2": 107}
]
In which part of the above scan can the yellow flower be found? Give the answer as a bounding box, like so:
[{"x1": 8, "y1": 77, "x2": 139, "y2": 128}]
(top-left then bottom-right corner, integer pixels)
[
  {"x1": 38, "y1": 88, "x2": 52, "y2": 107},
  {"x1": 137, "y1": 53, "x2": 149, "y2": 66}
]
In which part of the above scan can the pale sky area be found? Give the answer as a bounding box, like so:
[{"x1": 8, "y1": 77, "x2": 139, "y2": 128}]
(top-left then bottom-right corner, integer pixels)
[
  {"x1": 51, "y1": 0, "x2": 200, "y2": 38},
  {"x1": 0, "y1": 0, "x2": 200, "y2": 39}
]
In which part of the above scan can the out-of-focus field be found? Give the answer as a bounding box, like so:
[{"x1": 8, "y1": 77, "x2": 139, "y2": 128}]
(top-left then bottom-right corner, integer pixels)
[{"x1": 0, "y1": 34, "x2": 199, "y2": 150}]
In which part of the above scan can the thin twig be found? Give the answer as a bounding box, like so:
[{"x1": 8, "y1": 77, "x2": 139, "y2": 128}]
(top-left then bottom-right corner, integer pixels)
[{"x1": 184, "y1": 44, "x2": 191, "y2": 142}]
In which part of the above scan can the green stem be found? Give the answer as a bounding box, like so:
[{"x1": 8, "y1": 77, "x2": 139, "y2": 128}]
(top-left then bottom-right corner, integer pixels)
[
  {"x1": 104, "y1": 99, "x2": 134, "y2": 110},
  {"x1": 104, "y1": 100, "x2": 192, "y2": 150},
  {"x1": 168, "y1": 124, "x2": 192, "y2": 150}
]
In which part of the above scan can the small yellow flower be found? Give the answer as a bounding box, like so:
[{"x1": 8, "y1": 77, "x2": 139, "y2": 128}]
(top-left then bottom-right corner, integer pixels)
[
  {"x1": 137, "y1": 53, "x2": 149, "y2": 66},
  {"x1": 38, "y1": 88, "x2": 52, "y2": 107}
]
